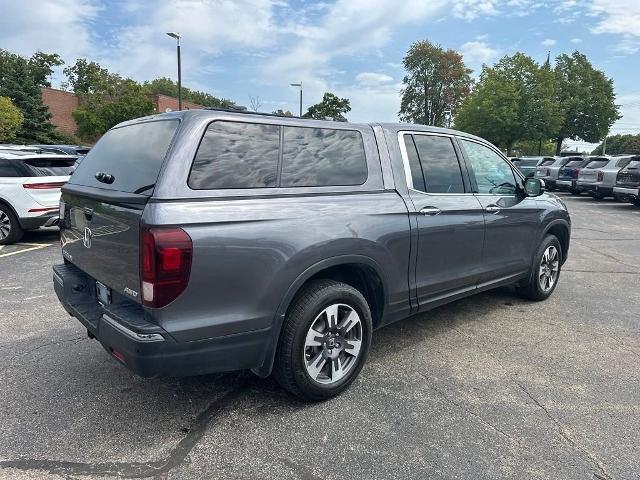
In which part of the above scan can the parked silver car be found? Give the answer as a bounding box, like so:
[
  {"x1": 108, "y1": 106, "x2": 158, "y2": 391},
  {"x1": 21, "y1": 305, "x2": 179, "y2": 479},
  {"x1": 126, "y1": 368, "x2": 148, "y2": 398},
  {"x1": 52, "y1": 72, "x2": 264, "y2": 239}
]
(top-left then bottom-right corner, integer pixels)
[
  {"x1": 534, "y1": 156, "x2": 567, "y2": 190},
  {"x1": 511, "y1": 156, "x2": 552, "y2": 178},
  {"x1": 576, "y1": 155, "x2": 634, "y2": 199}
]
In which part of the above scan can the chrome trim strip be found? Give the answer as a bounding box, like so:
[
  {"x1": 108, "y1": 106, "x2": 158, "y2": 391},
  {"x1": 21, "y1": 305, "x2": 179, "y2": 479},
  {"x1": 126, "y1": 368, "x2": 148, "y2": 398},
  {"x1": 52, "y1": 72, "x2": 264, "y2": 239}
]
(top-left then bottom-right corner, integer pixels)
[{"x1": 102, "y1": 314, "x2": 165, "y2": 342}]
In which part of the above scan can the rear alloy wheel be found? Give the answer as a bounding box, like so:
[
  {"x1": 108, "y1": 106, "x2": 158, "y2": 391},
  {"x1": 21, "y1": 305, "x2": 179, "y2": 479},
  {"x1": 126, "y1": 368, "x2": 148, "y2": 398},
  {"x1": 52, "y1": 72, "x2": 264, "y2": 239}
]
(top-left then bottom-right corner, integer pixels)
[
  {"x1": 0, "y1": 205, "x2": 23, "y2": 245},
  {"x1": 274, "y1": 279, "x2": 372, "y2": 401},
  {"x1": 517, "y1": 235, "x2": 562, "y2": 301}
]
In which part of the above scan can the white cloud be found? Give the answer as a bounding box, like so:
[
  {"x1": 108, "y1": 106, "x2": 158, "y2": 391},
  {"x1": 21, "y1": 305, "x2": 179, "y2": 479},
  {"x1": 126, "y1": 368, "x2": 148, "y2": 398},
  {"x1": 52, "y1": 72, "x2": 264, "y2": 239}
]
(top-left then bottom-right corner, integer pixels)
[
  {"x1": 590, "y1": 0, "x2": 640, "y2": 55},
  {"x1": 541, "y1": 38, "x2": 557, "y2": 47},
  {"x1": 570, "y1": 38, "x2": 583, "y2": 44},
  {"x1": 460, "y1": 39, "x2": 499, "y2": 66},
  {"x1": 0, "y1": 0, "x2": 98, "y2": 61},
  {"x1": 265, "y1": 0, "x2": 448, "y2": 83},
  {"x1": 355, "y1": 72, "x2": 394, "y2": 86}
]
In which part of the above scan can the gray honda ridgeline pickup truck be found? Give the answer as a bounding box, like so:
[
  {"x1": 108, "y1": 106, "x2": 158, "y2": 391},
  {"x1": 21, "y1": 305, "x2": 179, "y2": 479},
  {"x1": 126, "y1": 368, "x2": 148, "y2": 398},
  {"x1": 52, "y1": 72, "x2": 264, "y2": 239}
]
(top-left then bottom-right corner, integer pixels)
[{"x1": 54, "y1": 109, "x2": 570, "y2": 401}]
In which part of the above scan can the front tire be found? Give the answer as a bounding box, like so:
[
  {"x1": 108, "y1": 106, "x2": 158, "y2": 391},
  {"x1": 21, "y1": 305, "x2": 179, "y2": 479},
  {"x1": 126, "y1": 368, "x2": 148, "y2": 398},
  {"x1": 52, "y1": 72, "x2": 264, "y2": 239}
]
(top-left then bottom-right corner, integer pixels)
[
  {"x1": 0, "y1": 204, "x2": 23, "y2": 245},
  {"x1": 273, "y1": 279, "x2": 372, "y2": 401},
  {"x1": 517, "y1": 235, "x2": 562, "y2": 301}
]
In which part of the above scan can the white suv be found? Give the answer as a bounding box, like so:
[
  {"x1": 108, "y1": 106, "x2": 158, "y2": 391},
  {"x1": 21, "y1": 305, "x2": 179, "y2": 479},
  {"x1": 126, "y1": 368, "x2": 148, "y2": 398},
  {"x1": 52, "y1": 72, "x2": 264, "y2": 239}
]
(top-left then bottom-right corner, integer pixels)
[{"x1": 0, "y1": 151, "x2": 75, "y2": 244}]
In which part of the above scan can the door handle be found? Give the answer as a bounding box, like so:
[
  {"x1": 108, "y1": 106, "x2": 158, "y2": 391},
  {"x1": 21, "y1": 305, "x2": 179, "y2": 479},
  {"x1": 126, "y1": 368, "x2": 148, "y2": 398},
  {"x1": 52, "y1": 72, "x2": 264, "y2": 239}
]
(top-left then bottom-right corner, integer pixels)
[
  {"x1": 485, "y1": 205, "x2": 501, "y2": 214},
  {"x1": 420, "y1": 206, "x2": 441, "y2": 216}
]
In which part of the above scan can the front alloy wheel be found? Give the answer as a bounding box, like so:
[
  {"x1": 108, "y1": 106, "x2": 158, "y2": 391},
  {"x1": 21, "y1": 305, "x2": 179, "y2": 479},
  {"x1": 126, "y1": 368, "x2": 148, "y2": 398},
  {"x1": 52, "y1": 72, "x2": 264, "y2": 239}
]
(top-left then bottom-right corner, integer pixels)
[{"x1": 538, "y1": 245, "x2": 559, "y2": 293}]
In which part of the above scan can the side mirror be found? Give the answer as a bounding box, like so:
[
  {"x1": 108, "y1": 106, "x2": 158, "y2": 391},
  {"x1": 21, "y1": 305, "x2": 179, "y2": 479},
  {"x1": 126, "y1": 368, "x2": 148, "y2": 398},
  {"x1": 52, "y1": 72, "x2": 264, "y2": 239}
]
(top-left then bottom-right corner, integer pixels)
[{"x1": 524, "y1": 177, "x2": 544, "y2": 197}]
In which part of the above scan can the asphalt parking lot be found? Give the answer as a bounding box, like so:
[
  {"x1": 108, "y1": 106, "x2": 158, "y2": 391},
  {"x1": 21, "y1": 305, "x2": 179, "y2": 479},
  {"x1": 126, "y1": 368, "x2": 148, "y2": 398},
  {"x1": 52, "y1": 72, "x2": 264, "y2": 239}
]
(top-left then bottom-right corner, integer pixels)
[{"x1": 0, "y1": 194, "x2": 638, "y2": 480}]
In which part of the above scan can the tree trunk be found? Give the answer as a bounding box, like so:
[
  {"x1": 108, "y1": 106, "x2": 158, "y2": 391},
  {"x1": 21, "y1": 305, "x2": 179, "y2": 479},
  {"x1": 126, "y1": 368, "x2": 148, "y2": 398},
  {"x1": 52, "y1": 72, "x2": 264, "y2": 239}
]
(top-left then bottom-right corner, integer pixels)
[
  {"x1": 506, "y1": 143, "x2": 513, "y2": 157},
  {"x1": 555, "y1": 137, "x2": 563, "y2": 156}
]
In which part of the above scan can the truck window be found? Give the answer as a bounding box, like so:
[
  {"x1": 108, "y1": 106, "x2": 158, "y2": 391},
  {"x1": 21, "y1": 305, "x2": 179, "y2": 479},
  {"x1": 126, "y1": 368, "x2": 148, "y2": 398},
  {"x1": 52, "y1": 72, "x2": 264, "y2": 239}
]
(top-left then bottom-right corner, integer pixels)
[
  {"x1": 190, "y1": 121, "x2": 279, "y2": 189},
  {"x1": 412, "y1": 135, "x2": 465, "y2": 194},
  {"x1": 70, "y1": 119, "x2": 179, "y2": 195},
  {"x1": 403, "y1": 135, "x2": 426, "y2": 192},
  {"x1": 280, "y1": 126, "x2": 367, "y2": 187},
  {"x1": 460, "y1": 139, "x2": 517, "y2": 195}
]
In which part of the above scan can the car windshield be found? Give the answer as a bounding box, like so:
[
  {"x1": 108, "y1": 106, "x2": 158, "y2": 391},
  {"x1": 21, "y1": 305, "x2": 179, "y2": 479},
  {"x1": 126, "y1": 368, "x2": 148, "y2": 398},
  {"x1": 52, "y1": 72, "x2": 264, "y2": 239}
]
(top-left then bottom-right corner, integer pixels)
[
  {"x1": 540, "y1": 159, "x2": 556, "y2": 166},
  {"x1": 516, "y1": 159, "x2": 540, "y2": 167},
  {"x1": 627, "y1": 160, "x2": 640, "y2": 169},
  {"x1": 564, "y1": 160, "x2": 583, "y2": 167},
  {"x1": 586, "y1": 160, "x2": 609, "y2": 169},
  {"x1": 22, "y1": 157, "x2": 76, "y2": 176}
]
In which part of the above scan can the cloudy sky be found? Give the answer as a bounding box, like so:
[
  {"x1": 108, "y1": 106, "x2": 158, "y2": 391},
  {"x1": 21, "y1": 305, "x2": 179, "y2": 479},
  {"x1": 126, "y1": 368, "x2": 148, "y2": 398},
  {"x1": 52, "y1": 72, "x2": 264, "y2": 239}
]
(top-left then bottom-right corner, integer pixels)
[{"x1": 1, "y1": 0, "x2": 639, "y2": 150}]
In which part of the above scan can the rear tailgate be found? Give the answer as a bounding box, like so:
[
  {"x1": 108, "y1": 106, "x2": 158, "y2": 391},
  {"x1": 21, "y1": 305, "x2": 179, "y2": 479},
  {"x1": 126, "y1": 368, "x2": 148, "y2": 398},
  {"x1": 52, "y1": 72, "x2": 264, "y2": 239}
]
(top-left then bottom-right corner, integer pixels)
[{"x1": 60, "y1": 119, "x2": 180, "y2": 301}]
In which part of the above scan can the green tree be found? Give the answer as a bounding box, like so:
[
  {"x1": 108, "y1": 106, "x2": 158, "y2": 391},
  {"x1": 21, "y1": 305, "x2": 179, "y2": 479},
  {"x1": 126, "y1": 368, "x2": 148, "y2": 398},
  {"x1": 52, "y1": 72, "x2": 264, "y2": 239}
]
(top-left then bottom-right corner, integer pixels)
[
  {"x1": 0, "y1": 49, "x2": 61, "y2": 143},
  {"x1": 304, "y1": 92, "x2": 351, "y2": 121},
  {"x1": 554, "y1": 51, "x2": 620, "y2": 155},
  {"x1": 272, "y1": 109, "x2": 293, "y2": 117},
  {"x1": 512, "y1": 139, "x2": 558, "y2": 156},
  {"x1": 0, "y1": 96, "x2": 23, "y2": 142},
  {"x1": 591, "y1": 134, "x2": 640, "y2": 155},
  {"x1": 28, "y1": 52, "x2": 64, "y2": 87},
  {"x1": 144, "y1": 77, "x2": 233, "y2": 108},
  {"x1": 454, "y1": 68, "x2": 520, "y2": 152},
  {"x1": 455, "y1": 53, "x2": 563, "y2": 155},
  {"x1": 399, "y1": 40, "x2": 473, "y2": 127},
  {"x1": 65, "y1": 59, "x2": 155, "y2": 141}
]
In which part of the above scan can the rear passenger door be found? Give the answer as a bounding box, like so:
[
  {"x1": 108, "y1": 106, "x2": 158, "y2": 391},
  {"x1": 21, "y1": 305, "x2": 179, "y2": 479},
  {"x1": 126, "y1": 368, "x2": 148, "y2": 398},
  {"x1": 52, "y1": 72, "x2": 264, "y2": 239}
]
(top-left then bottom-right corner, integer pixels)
[
  {"x1": 458, "y1": 138, "x2": 541, "y2": 286},
  {"x1": 400, "y1": 133, "x2": 485, "y2": 307}
]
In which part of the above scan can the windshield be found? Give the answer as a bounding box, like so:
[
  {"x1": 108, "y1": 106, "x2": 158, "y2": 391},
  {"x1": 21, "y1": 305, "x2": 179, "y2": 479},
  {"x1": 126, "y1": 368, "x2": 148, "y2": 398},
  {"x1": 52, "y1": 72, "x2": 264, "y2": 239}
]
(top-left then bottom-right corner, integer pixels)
[
  {"x1": 564, "y1": 160, "x2": 583, "y2": 167},
  {"x1": 23, "y1": 157, "x2": 76, "y2": 176},
  {"x1": 586, "y1": 160, "x2": 609, "y2": 169},
  {"x1": 70, "y1": 119, "x2": 179, "y2": 195},
  {"x1": 540, "y1": 159, "x2": 556, "y2": 166},
  {"x1": 627, "y1": 160, "x2": 640, "y2": 169},
  {"x1": 516, "y1": 159, "x2": 539, "y2": 167}
]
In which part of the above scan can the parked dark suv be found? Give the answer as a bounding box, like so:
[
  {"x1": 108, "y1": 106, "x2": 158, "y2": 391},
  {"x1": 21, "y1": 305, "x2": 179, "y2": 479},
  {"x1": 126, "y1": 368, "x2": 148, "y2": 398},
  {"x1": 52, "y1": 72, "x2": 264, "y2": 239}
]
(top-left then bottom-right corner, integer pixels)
[{"x1": 53, "y1": 110, "x2": 571, "y2": 400}]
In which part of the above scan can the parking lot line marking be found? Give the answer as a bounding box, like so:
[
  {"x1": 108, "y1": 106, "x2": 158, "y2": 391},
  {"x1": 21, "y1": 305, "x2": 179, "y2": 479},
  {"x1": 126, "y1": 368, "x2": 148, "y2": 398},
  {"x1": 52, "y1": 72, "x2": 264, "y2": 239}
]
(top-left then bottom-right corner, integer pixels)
[
  {"x1": 15, "y1": 242, "x2": 55, "y2": 247},
  {"x1": 0, "y1": 244, "x2": 50, "y2": 258}
]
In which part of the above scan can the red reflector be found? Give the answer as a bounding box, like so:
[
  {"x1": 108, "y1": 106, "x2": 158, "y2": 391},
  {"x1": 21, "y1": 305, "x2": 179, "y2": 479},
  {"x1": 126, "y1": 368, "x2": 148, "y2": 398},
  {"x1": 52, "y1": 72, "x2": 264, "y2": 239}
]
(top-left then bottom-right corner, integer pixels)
[
  {"x1": 27, "y1": 207, "x2": 59, "y2": 213},
  {"x1": 111, "y1": 348, "x2": 126, "y2": 363},
  {"x1": 597, "y1": 171, "x2": 604, "y2": 182},
  {"x1": 140, "y1": 227, "x2": 192, "y2": 308},
  {"x1": 23, "y1": 182, "x2": 66, "y2": 189}
]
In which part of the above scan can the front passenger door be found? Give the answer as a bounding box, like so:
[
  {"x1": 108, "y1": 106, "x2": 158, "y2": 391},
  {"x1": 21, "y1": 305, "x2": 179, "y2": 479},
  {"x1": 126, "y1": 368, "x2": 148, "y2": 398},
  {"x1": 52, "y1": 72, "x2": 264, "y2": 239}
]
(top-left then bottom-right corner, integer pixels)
[
  {"x1": 458, "y1": 138, "x2": 542, "y2": 286},
  {"x1": 401, "y1": 133, "x2": 485, "y2": 307}
]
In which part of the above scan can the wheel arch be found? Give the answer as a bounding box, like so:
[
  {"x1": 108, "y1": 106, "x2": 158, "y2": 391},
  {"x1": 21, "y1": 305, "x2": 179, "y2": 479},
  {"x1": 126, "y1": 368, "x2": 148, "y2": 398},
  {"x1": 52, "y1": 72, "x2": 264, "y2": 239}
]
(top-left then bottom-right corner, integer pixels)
[
  {"x1": 543, "y1": 219, "x2": 570, "y2": 264},
  {"x1": 253, "y1": 254, "x2": 387, "y2": 378}
]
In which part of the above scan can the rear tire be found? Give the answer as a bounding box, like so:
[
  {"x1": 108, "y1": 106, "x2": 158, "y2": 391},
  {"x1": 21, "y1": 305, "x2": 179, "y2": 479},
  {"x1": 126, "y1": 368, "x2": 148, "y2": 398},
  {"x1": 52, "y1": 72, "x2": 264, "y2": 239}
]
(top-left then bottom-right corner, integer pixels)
[
  {"x1": 0, "y1": 204, "x2": 23, "y2": 245},
  {"x1": 273, "y1": 279, "x2": 372, "y2": 401},
  {"x1": 517, "y1": 235, "x2": 562, "y2": 301}
]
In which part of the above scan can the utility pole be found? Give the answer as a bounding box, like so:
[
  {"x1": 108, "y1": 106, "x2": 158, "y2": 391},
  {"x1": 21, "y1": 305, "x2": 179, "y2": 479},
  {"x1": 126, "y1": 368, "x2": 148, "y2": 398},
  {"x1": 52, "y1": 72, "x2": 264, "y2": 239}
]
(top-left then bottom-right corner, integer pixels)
[
  {"x1": 290, "y1": 82, "x2": 303, "y2": 117},
  {"x1": 602, "y1": 136, "x2": 607, "y2": 155},
  {"x1": 166, "y1": 32, "x2": 182, "y2": 110}
]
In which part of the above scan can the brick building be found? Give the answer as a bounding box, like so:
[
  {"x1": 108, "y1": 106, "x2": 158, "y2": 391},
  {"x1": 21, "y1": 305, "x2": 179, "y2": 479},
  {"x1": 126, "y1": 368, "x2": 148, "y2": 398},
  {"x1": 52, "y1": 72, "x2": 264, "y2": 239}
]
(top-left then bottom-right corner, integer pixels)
[{"x1": 41, "y1": 87, "x2": 203, "y2": 138}]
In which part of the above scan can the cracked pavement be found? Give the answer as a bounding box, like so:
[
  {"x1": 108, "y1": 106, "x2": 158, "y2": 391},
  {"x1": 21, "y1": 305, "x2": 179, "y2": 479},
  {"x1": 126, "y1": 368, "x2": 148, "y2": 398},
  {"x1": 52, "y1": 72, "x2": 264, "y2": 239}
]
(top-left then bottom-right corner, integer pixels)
[{"x1": 0, "y1": 194, "x2": 639, "y2": 479}]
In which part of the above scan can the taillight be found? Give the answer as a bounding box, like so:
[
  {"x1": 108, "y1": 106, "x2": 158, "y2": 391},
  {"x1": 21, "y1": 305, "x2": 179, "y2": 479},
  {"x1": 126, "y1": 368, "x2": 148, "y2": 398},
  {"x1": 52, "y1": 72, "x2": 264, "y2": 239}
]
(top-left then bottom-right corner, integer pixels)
[
  {"x1": 140, "y1": 227, "x2": 192, "y2": 308},
  {"x1": 23, "y1": 182, "x2": 66, "y2": 189},
  {"x1": 597, "y1": 171, "x2": 604, "y2": 182}
]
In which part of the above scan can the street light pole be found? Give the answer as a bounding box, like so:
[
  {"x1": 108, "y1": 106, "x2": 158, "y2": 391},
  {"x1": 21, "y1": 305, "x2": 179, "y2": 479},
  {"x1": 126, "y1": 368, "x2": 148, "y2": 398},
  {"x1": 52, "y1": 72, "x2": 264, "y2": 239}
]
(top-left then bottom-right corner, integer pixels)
[
  {"x1": 290, "y1": 82, "x2": 303, "y2": 117},
  {"x1": 166, "y1": 32, "x2": 182, "y2": 111}
]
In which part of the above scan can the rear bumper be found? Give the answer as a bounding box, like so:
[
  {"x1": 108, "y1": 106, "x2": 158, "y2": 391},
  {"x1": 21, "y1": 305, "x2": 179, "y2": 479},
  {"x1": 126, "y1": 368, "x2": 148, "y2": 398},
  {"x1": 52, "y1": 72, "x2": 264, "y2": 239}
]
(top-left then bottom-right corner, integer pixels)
[
  {"x1": 556, "y1": 179, "x2": 575, "y2": 190},
  {"x1": 613, "y1": 187, "x2": 640, "y2": 201},
  {"x1": 19, "y1": 215, "x2": 59, "y2": 230},
  {"x1": 53, "y1": 263, "x2": 271, "y2": 377}
]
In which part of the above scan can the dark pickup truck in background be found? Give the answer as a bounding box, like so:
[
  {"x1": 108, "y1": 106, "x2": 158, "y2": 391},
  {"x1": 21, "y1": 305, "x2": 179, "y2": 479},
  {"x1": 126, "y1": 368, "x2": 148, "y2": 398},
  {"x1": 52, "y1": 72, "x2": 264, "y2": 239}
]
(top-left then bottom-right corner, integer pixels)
[{"x1": 53, "y1": 109, "x2": 570, "y2": 400}]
